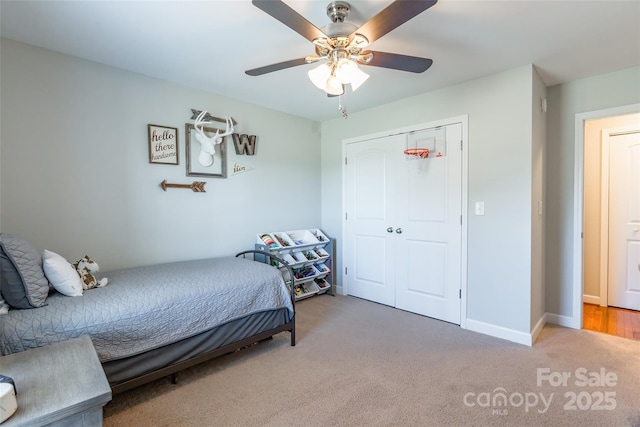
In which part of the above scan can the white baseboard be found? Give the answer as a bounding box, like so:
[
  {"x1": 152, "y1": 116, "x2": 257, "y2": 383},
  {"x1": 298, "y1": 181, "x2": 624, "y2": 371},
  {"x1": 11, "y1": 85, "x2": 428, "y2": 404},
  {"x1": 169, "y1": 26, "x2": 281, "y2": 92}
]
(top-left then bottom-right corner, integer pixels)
[
  {"x1": 545, "y1": 312, "x2": 580, "y2": 329},
  {"x1": 530, "y1": 315, "x2": 547, "y2": 344},
  {"x1": 466, "y1": 319, "x2": 533, "y2": 346},
  {"x1": 582, "y1": 294, "x2": 601, "y2": 305}
]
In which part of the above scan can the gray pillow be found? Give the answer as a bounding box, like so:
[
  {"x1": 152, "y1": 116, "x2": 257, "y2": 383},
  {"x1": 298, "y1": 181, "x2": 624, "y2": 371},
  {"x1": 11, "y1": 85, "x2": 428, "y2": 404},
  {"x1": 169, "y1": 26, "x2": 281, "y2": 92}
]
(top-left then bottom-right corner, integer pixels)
[{"x1": 0, "y1": 233, "x2": 49, "y2": 309}]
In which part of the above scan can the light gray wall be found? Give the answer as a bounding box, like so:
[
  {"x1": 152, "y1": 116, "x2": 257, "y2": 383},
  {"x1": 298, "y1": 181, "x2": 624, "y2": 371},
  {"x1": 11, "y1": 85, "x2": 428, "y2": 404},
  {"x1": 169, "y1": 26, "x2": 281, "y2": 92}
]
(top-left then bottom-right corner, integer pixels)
[
  {"x1": 0, "y1": 38, "x2": 321, "y2": 270},
  {"x1": 530, "y1": 68, "x2": 547, "y2": 330},
  {"x1": 545, "y1": 66, "x2": 640, "y2": 317},
  {"x1": 321, "y1": 65, "x2": 536, "y2": 334}
]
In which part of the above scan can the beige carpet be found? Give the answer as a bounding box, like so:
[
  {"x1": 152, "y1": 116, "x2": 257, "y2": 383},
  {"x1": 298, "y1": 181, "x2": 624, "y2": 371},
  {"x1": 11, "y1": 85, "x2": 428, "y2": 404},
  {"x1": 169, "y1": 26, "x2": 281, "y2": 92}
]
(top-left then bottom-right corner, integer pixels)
[{"x1": 104, "y1": 295, "x2": 640, "y2": 426}]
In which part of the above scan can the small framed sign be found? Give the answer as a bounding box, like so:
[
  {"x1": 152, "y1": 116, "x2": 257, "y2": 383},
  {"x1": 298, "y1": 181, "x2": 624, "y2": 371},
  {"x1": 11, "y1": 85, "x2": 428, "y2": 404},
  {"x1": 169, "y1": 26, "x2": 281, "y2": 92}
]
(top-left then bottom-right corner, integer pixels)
[{"x1": 148, "y1": 124, "x2": 179, "y2": 165}]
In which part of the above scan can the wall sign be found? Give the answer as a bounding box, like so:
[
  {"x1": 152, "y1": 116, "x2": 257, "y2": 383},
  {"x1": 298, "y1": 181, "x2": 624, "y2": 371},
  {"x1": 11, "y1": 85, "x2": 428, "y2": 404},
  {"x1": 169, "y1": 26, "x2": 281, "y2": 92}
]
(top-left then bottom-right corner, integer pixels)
[
  {"x1": 231, "y1": 162, "x2": 253, "y2": 175},
  {"x1": 148, "y1": 124, "x2": 178, "y2": 165},
  {"x1": 232, "y1": 133, "x2": 258, "y2": 155}
]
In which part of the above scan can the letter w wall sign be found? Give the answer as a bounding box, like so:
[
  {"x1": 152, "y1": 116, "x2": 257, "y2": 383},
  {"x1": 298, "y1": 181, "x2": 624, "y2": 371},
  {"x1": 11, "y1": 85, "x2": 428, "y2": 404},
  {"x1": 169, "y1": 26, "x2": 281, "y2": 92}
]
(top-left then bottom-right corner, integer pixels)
[{"x1": 232, "y1": 133, "x2": 257, "y2": 155}]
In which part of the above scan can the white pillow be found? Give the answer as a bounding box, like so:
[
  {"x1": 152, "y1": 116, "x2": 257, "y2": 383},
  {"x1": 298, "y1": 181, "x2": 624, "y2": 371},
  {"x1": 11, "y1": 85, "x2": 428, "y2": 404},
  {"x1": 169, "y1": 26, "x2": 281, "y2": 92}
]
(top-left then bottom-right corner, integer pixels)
[{"x1": 42, "y1": 250, "x2": 83, "y2": 297}]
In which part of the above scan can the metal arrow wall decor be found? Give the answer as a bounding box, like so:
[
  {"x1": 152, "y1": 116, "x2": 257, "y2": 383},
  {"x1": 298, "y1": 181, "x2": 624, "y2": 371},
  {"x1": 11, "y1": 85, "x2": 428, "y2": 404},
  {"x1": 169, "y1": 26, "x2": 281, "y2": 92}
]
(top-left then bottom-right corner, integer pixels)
[
  {"x1": 190, "y1": 109, "x2": 237, "y2": 126},
  {"x1": 160, "y1": 179, "x2": 206, "y2": 192}
]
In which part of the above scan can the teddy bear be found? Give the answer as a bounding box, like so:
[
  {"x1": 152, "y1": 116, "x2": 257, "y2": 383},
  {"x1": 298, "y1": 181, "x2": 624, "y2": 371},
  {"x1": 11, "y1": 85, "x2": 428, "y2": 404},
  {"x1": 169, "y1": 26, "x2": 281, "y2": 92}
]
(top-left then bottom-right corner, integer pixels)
[{"x1": 73, "y1": 255, "x2": 108, "y2": 290}]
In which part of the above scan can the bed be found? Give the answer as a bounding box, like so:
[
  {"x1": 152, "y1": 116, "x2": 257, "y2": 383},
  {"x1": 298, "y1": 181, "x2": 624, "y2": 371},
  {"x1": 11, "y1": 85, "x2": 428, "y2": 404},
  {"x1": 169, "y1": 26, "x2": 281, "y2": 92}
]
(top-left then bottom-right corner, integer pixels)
[{"x1": 0, "y1": 233, "x2": 295, "y2": 394}]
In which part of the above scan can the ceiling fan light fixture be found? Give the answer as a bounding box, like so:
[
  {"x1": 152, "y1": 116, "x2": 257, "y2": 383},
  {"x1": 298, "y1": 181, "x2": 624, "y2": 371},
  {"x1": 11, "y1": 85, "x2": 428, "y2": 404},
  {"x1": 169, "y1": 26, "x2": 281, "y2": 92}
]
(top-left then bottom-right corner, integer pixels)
[
  {"x1": 349, "y1": 66, "x2": 369, "y2": 92},
  {"x1": 325, "y1": 75, "x2": 344, "y2": 95},
  {"x1": 336, "y1": 57, "x2": 359, "y2": 84},
  {"x1": 248, "y1": 0, "x2": 437, "y2": 117},
  {"x1": 308, "y1": 63, "x2": 331, "y2": 90}
]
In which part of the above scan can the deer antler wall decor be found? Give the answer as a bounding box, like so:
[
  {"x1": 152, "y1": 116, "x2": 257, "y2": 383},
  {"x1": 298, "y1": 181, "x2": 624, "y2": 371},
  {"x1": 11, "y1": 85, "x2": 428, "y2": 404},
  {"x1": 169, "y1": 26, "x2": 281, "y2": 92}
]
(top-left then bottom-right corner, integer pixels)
[
  {"x1": 193, "y1": 110, "x2": 234, "y2": 167},
  {"x1": 189, "y1": 109, "x2": 238, "y2": 125}
]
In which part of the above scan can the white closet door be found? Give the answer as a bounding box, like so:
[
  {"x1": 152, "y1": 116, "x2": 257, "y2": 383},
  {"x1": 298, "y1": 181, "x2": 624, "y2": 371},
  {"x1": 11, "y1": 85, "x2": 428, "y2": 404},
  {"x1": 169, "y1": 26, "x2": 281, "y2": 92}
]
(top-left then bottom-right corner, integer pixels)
[
  {"x1": 344, "y1": 123, "x2": 462, "y2": 324},
  {"x1": 395, "y1": 124, "x2": 462, "y2": 324},
  {"x1": 344, "y1": 135, "x2": 404, "y2": 307}
]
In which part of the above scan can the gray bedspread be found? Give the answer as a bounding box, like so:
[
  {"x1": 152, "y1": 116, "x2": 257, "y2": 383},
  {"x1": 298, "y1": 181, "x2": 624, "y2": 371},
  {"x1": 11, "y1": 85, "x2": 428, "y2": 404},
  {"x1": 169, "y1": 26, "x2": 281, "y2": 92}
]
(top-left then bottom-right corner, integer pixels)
[{"x1": 0, "y1": 257, "x2": 293, "y2": 362}]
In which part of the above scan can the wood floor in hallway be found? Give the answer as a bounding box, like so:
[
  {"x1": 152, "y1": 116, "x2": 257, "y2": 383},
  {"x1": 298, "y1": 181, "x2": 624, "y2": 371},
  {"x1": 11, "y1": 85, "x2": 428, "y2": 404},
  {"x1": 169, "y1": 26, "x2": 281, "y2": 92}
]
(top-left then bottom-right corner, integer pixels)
[{"x1": 583, "y1": 303, "x2": 640, "y2": 340}]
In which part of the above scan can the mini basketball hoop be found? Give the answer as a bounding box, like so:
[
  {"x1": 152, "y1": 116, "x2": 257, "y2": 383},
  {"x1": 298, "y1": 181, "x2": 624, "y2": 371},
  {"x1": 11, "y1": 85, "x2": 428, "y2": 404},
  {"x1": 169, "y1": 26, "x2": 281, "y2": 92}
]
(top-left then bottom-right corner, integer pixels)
[{"x1": 404, "y1": 148, "x2": 430, "y2": 160}]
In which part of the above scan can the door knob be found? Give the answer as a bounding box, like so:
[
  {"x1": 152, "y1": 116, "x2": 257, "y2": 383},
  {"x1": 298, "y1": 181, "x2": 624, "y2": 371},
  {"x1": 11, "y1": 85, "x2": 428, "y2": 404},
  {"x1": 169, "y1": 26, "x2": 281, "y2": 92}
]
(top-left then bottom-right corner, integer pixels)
[
  {"x1": 396, "y1": 228, "x2": 403, "y2": 234},
  {"x1": 387, "y1": 227, "x2": 393, "y2": 233}
]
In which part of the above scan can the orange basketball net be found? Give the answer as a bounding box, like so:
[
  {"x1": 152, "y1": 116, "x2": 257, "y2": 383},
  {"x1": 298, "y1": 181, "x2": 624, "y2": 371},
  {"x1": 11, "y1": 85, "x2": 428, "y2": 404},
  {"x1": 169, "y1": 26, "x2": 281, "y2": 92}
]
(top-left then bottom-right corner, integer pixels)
[{"x1": 404, "y1": 148, "x2": 430, "y2": 159}]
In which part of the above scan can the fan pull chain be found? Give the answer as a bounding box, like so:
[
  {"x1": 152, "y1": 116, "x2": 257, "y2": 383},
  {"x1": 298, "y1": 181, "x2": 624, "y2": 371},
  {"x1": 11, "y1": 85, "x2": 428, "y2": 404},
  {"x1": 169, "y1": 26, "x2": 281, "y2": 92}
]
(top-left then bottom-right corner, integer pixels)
[{"x1": 338, "y1": 93, "x2": 348, "y2": 119}]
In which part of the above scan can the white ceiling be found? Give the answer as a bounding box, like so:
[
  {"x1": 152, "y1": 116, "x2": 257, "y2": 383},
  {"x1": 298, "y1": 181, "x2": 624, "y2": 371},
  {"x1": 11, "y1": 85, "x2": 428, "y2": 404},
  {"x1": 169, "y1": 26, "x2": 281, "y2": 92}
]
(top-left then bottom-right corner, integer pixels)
[{"x1": 1, "y1": 0, "x2": 639, "y2": 121}]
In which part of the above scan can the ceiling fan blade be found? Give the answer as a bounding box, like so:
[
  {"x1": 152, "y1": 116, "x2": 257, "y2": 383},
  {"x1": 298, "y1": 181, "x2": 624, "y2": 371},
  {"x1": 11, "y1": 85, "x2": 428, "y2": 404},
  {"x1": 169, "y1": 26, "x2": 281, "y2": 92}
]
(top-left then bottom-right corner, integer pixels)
[
  {"x1": 352, "y1": 0, "x2": 437, "y2": 45},
  {"x1": 245, "y1": 58, "x2": 309, "y2": 76},
  {"x1": 360, "y1": 51, "x2": 433, "y2": 73},
  {"x1": 252, "y1": 0, "x2": 327, "y2": 42}
]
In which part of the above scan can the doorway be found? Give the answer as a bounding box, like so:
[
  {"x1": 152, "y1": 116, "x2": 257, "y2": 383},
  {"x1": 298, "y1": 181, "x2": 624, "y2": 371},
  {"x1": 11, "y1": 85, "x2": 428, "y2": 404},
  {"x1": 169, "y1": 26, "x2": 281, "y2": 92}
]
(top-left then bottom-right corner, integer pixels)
[{"x1": 577, "y1": 108, "x2": 640, "y2": 339}]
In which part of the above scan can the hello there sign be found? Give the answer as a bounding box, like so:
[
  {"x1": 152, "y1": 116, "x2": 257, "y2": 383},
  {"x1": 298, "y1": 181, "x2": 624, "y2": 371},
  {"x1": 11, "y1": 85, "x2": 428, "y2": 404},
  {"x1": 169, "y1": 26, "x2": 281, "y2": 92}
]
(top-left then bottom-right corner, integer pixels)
[{"x1": 148, "y1": 124, "x2": 179, "y2": 165}]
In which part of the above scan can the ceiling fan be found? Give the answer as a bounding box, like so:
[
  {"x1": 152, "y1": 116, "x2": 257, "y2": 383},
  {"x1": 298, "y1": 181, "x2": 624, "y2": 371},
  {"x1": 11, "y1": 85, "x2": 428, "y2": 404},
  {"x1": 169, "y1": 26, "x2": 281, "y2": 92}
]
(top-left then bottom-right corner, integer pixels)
[{"x1": 245, "y1": 0, "x2": 437, "y2": 96}]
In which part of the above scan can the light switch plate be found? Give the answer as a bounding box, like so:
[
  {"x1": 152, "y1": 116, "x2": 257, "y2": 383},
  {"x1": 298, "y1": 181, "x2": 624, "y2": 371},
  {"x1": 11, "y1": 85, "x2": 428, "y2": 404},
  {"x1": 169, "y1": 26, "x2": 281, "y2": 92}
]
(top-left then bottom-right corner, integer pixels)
[{"x1": 475, "y1": 202, "x2": 485, "y2": 216}]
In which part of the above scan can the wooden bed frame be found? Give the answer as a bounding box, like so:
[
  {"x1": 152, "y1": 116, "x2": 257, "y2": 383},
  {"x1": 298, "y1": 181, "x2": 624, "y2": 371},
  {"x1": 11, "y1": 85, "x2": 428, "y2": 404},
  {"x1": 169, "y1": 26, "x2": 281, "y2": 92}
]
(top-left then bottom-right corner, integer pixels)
[{"x1": 110, "y1": 250, "x2": 295, "y2": 394}]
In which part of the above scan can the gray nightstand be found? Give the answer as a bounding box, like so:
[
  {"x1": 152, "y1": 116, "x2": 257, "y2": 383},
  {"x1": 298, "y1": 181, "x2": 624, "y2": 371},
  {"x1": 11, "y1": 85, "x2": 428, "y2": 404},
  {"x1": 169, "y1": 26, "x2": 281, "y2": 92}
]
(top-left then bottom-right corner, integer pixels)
[{"x1": 1, "y1": 335, "x2": 111, "y2": 427}]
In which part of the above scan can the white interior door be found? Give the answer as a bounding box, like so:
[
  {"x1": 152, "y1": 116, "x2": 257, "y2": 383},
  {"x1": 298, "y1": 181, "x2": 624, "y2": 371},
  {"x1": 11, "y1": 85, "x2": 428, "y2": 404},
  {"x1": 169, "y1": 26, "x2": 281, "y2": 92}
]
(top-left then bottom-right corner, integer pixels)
[
  {"x1": 607, "y1": 131, "x2": 640, "y2": 310},
  {"x1": 344, "y1": 135, "x2": 403, "y2": 306},
  {"x1": 344, "y1": 124, "x2": 462, "y2": 324},
  {"x1": 395, "y1": 125, "x2": 462, "y2": 324}
]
